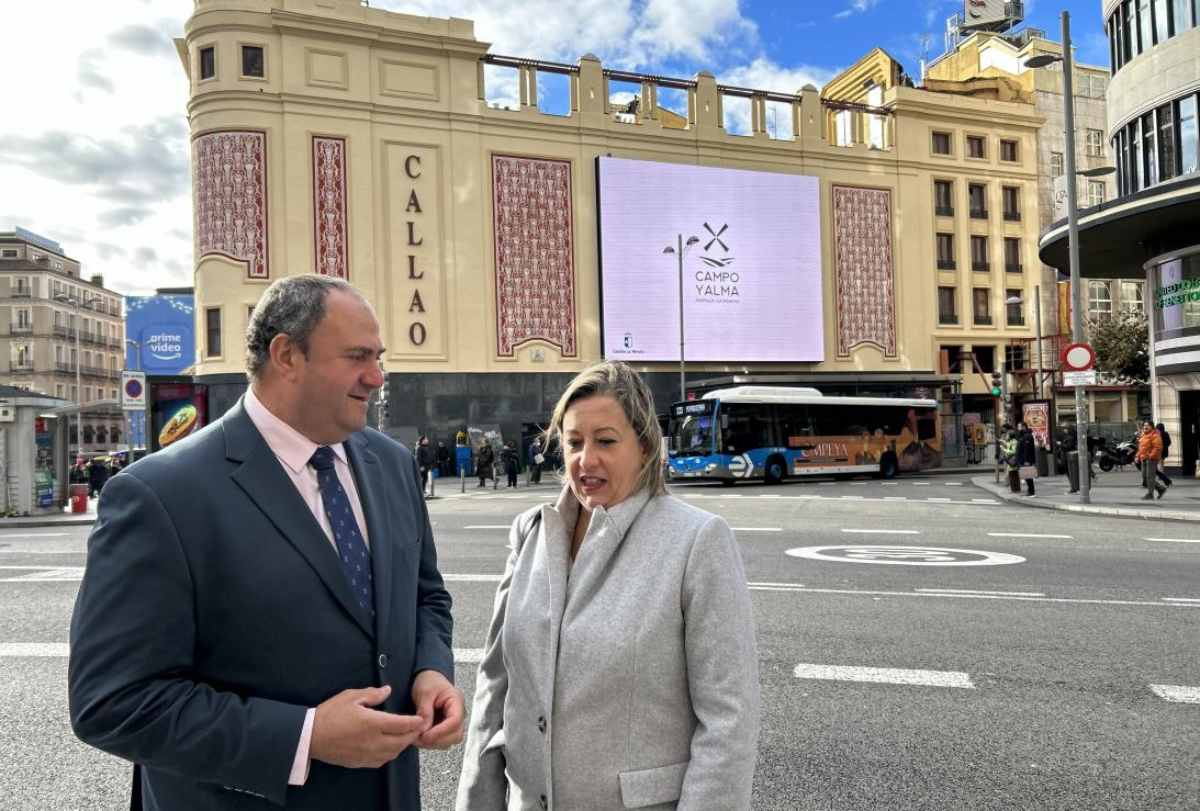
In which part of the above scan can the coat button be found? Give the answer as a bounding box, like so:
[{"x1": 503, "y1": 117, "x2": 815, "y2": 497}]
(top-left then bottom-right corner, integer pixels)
[
  {"x1": 536, "y1": 716, "x2": 546, "y2": 734},
  {"x1": 377, "y1": 653, "x2": 389, "y2": 669}
]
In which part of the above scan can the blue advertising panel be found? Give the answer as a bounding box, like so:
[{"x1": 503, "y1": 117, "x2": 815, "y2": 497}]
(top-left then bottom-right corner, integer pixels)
[{"x1": 125, "y1": 295, "x2": 195, "y2": 374}]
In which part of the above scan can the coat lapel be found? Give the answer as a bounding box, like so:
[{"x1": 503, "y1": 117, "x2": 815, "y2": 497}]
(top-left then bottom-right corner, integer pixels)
[
  {"x1": 345, "y1": 433, "x2": 392, "y2": 639},
  {"x1": 565, "y1": 489, "x2": 652, "y2": 611},
  {"x1": 223, "y1": 401, "x2": 375, "y2": 640}
]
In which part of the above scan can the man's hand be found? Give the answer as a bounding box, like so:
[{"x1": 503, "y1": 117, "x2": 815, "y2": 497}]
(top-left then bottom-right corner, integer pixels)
[
  {"x1": 310, "y1": 685, "x2": 429, "y2": 769},
  {"x1": 412, "y1": 670, "x2": 465, "y2": 750}
]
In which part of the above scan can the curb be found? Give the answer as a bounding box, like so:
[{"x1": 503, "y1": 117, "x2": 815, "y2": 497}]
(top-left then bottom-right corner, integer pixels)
[
  {"x1": 0, "y1": 517, "x2": 96, "y2": 528},
  {"x1": 970, "y1": 476, "x2": 1200, "y2": 524}
]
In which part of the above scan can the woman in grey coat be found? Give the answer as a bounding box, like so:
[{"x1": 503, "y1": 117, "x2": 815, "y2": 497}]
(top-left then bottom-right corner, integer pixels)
[{"x1": 457, "y1": 361, "x2": 760, "y2": 811}]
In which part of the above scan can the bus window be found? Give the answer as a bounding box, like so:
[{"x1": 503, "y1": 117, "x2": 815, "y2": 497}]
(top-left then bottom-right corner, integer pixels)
[
  {"x1": 776, "y1": 404, "x2": 813, "y2": 447},
  {"x1": 676, "y1": 414, "x2": 715, "y2": 455},
  {"x1": 722, "y1": 403, "x2": 773, "y2": 452}
]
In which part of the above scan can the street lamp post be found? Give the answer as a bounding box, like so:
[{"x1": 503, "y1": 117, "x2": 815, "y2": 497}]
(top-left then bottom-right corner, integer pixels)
[
  {"x1": 1026, "y1": 13, "x2": 1117, "y2": 505},
  {"x1": 662, "y1": 235, "x2": 700, "y2": 402}
]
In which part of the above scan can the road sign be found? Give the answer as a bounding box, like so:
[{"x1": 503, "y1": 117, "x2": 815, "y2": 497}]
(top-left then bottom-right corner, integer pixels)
[
  {"x1": 784, "y1": 545, "x2": 1026, "y2": 567},
  {"x1": 1063, "y1": 370, "x2": 1098, "y2": 387},
  {"x1": 1061, "y1": 342, "x2": 1096, "y2": 371},
  {"x1": 121, "y1": 371, "x2": 147, "y2": 411}
]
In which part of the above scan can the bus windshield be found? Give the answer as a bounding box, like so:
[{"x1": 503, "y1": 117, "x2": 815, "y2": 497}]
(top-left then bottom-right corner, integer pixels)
[{"x1": 669, "y1": 401, "x2": 717, "y2": 456}]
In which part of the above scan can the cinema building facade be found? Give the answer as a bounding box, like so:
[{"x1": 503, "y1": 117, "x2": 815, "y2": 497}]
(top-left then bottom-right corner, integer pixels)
[{"x1": 178, "y1": 0, "x2": 1045, "y2": 457}]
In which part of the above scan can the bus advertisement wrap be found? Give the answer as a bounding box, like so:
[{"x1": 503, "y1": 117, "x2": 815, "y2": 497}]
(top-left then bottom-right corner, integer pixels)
[{"x1": 597, "y1": 157, "x2": 823, "y2": 362}]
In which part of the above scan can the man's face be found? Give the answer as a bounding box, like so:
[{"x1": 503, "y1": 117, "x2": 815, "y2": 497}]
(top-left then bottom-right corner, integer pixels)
[{"x1": 291, "y1": 290, "x2": 385, "y2": 445}]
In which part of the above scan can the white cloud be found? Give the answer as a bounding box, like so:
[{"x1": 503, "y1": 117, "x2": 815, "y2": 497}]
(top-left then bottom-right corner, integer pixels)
[
  {"x1": 834, "y1": 0, "x2": 881, "y2": 18},
  {"x1": 716, "y1": 57, "x2": 841, "y2": 137}
]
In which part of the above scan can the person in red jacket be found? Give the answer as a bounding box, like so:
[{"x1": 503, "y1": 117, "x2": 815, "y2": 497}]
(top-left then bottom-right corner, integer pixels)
[{"x1": 1136, "y1": 420, "x2": 1166, "y2": 500}]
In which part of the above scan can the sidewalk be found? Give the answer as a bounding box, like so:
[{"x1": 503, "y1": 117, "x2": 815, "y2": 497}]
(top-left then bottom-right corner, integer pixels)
[
  {"x1": 0, "y1": 499, "x2": 98, "y2": 528},
  {"x1": 972, "y1": 468, "x2": 1200, "y2": 523}
]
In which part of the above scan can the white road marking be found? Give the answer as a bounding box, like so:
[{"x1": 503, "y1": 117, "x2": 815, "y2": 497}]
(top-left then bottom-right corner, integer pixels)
[
  {"x1": 1162, "y1": 597, "x2": 1200, "y2": 604},
  {"x1": 749, "y1": 583, "x2": 1199, "y2": 608},
  {"x1": 841, "y1": 528, "x2": 920, "y2": 535},
  {"x1": 927, "y1": 498, "x2": 951, "y2": 503},
  {"x1": 672, "y1": 494, "x2": 998, "y2": 506},
  {"x1": 917, "y1": 588, "x2": 1046, "y2": 597},
  {"x1": 0, "y1": 533, "x2": 69, "y2": 538},
  {"x1": 748, "y1": 581, "x2": 804, "y2": 589},
  {"x1": 988, "y1": 532, "x2": 1073, "y2": 539},
  {"x1": 464, "y1": 525, "x2": 511, "y2": 530},
  {"x1": 0, "y1": 642, "x2": 493, "y2": 664},
  {"x1": 972, "y1": 498, "x2": 1000, "y2": 504},
  {"x1": 818, "y1": 482, "x2": 836, "y2": 486},
  {"x1": 884, "y1": 496, "x2": 908, "y2": 501},
  {"x1": 0, "y1": 566, "x2": 85, "y2": 582},
  {"x1": 442, "y1": 574, "x2": 504, "y2": 582},
  {"x1": 0, "y1": 550, "x2": 86, "y2": 554},
  {"x1": 1144, "y1": 538, "x2": 1200, "y2": 544},
  {"x1": 1149, "y1": 684, "x2": 1200, "y2": 704},
  {"x1": 732, "y1": 527, "x2": 782, "y2": 532},
  {"x1": 839, "y1": 495, "x2": 866, "y2": 500},
  {"x1": 945, "y1": 482, "x2": 963, "y2": 486},
  {"x1": 793, "y1": 663, "x2": 974, "y2": 689}
]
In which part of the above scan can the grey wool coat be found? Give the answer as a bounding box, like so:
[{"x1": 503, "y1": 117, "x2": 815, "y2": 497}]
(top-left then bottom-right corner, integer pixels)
[{"x1": 456, "y1": 486, "x2": 760, "y2": 811}]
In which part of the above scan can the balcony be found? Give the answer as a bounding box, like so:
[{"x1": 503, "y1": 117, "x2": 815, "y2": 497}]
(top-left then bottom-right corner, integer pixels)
[
  {"x1": 938, "y1": 315, "x2": 959, "y2": 325},
  {"x1": 1003, "y1": 211, "x2": 1021, "y2": 222},
  {"x1": 10, "y1": 288, "x2": 31, "y2": 299},
  {"x1": 937, "y1": 259, "x2": 956, "y2": 270},
  {"x1": 1007, "y1": 317, "x2": 1026, "y2": 327},
  {"x1": 970, "y1": 208, "x2": 989, "y2": 219},
  {"x1": 972, "y1": 261, "x2": 990, "y2": 272},
  {"x1": 1006, "y1": 263, "x2": 1023, "y2": 273},
  {"x1": 55, "y1": 361, "x2": 74, "y2": 373},
  {"x1": 935, "y1": 205, "x2": 954, "y2": 217},
  {"x1": 9, "y1": 363, "x2": 34, "y2": 373},
  {"x1": 9, "y1": 324, "x2": 33, "y2": 335}
]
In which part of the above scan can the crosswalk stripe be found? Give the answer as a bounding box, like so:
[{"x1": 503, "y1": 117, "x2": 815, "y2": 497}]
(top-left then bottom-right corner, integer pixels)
[
  {"x1": 794, "y1": 663, "x2": 974, "y2": 689},
  {"x1": 0, "y1": 642, "x2": 493, "y2": 664},
  {"x1": 1149, "y1": 684, "x2": 1200, "y2": 704}
]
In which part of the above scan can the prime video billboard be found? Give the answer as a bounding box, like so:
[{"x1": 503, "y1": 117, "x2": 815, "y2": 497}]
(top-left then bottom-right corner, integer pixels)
[
  {"x1": 125, "y1": 294, "x2": 195, "y2": 374},
  {"x1": 597, "y1": 157, "x2": 823, "y2": 363}
]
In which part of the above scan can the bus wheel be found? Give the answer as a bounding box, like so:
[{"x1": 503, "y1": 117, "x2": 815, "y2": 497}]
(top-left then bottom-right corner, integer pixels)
[
  {"x1": 764, "y1": 455, "x2": 786, "y2": 485},
  {"x1": 878, "y1": 454, "x2": 898, "y2": 480}
]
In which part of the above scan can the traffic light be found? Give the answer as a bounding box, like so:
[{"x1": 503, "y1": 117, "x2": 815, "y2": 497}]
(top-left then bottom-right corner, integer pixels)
[{"x1": 990, "y1": 372, "x2": 1003, "y2": 397}]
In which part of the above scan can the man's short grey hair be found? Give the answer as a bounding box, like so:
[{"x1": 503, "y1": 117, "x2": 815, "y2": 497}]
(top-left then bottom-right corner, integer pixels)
[{"x1": 245, "y1": 275, "x2": 361, "y2": 379}]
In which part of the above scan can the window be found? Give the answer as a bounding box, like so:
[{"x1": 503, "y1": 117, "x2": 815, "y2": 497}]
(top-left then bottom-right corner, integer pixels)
[
  {"x1": 1088, "y1": 180, "x2": 1105, "y2": 207},
  {"x1": 56, "y1": 384, "x2": 64, "y2": 398},
  {"x1": 966, "y1": 135, "x2": 986, "y2": 159},
  {"x1": 834, "y1": 110, "x2": 853, "y2": 146},
  {"x1": 938, "y1": 287, "x2": 958, "y2": 324},
  {"x1": 1155, "y1": 0, "x2": 1169, "y2": 42},
  {"x1": 199, "y1": 46, "x2": 215, "y2": 80},
  {"x1": 1002, "y1": 186, "x2": 1020, "y2": 221},
  {"x1": 1182, "y1": 95, "x2": 1198, "y2": 177},
  {"x1": 1088, "y1": 280, "x2": 1113, "y2": 319},
  {"x1": 241, "y1": 45, "x2": 264, "y2": 78},
  {"x1": 973, "y1": 345, "x2": 995, "y2": 374},
  {"x1": 1000, "y1": 139, "x2": 1018, "y2": 162},
  {"x1": 971, "y1": 236, "x2": 989, "y2": 272},
  {"x1": 1050, "y1": 151, "x2": 1064, "y2": 177},
  {"x1": 1086, "y1": 129, "x2": 1104, "y2": 157},
  {"x1": 1005, "y1": 343, "x2": 1027, "y2": 371},
  {"x1": 1142, "y1": 111, "x2": 1158, "y2": 186},
  {"x1": 1, "y1": 249, "x2": 16, "y2": 258},
  {"x1": 1174, "y1": 0, "x2": 1193, "y2": 35},
  {"x1": 722, "y1": 404, "x2": 773, "y2": 452},
  {"x1": 968, "y1": 183, "x2": 987, "y2": 218},
  {"x1": 1006, "y1": 289, "x2": 1025, "y2": 326},
  {"x1": 1005, "y1": 238, "x2": 1022, "y2": 273},
  {"x1": 937, "y1": 233, "x2": 956, "y2": 270},
  {"x1": 934, "y1": 180, "x2": 954, "y2": 216},
  {"x1": 1138, "y1": 0, "x2": 1152, "y2": 53},
  {"x1": 84, "y1": 387, "x2": 92, "y2": 403},
  {"x1": 941, "y1": 344, "x2": 964, "y2": 373},
  {"x1": 932, "y1": 131, "x2": 951, "y2": 155},
  {"x1": 1159, "y1": 102, "x2": 1177, "y2": 180},
  {"x1": 973, "y1": 288, "x2": 992, "y2": 325},
  {"x1": 1121, "y1": 280, "x2": 1145, "y2": 314},
  {"x1": 205, "y1": 307, "x2": 222, "y2": 358},
  {"x1": 1121, "y1": 1, "x2": 1133, "y2": 62}
]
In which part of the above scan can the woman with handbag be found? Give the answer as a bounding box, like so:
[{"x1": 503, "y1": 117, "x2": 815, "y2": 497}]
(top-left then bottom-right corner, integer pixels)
[
  {"x1": 1016, "y1": 422, "x2": 1037, "y2": 497},
  {"x1": 456, "y1": 361, "x2": 760, "y2": 811}
]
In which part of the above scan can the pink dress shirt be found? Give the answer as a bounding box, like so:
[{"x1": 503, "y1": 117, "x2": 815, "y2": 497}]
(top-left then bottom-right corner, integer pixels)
[{"x1": 243, "y1": 388, "x2": 372, "y2": 786}]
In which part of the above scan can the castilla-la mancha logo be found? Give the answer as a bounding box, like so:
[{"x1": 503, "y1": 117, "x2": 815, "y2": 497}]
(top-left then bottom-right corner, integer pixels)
[{"x1": 695, "y1": 221, "x2": 739, "y2": 299}]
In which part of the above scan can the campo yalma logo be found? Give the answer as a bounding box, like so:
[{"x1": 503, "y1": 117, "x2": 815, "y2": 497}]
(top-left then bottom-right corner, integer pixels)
[{"x1": 700, "y1": 222, "x2": 734, "y2": 268}]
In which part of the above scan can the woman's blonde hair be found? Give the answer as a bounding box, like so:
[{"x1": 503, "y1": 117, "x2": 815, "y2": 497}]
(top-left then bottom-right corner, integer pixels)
[{"x1": 545, "y1": 361, "x2": 666, "y2": 496}]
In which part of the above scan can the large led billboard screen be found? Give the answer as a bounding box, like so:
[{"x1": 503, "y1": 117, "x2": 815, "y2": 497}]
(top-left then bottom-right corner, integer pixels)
[{"x1": 597, "y1": 157, "x2": 823, "y2": 362}]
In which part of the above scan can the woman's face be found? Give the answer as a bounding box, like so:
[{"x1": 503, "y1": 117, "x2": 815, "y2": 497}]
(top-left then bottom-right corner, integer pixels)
[{"x1": 562, "y1": 394, "x2": 646, "y2": 513}]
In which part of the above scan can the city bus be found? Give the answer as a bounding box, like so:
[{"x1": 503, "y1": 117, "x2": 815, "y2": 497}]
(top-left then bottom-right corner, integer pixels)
[{"x1": 667, "y1": 386, "x2": 942, "y2": 483}]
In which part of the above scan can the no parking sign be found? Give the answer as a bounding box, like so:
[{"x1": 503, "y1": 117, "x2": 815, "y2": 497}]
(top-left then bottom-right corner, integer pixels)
[{"x1": 122, "y1": 372, "x2": 146, "y2": 411}]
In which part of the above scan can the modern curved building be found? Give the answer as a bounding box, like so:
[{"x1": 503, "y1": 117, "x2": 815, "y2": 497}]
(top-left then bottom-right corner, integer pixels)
[{"x1": 1040, "y1": 0, "x2": 1200, "y2": 473}]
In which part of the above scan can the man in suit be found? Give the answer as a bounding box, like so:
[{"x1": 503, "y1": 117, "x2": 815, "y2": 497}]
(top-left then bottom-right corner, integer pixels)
[{"x1": 69, "y1": 275, "x2": 463, "y2": 809}]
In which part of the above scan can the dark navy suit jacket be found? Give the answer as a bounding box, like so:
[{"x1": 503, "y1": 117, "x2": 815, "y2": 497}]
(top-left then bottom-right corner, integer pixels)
[{"x1": 68, "y1": 400, "x2": 454, "y2": 809}]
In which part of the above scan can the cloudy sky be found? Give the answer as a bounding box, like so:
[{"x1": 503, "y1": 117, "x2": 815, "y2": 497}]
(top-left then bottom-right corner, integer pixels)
[{"x1": 0, "y1": 0, "x2": 1106, "y2": 296}]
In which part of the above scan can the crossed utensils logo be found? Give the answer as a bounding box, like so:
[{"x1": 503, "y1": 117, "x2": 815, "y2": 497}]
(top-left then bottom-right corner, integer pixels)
[{"x1": 700, "y1": 222, "x2": 735, "y2": 268}]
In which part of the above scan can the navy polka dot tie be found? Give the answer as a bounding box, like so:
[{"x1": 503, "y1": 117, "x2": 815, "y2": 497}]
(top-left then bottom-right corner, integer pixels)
[{"x1": 309, "y1": 446, "x2": 374, "y2": 616}]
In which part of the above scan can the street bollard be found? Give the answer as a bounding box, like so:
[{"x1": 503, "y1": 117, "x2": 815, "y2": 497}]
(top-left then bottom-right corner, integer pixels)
[
  {"x1": 493, "y1": 464, "x2": 498, "y2": 490},
  {"x1": 460, "y1": 469, "x2": 465, "y2": 494},
  {"x1": 428, "y1": 469, "x2": 436, "y2": 498},
  {"x1": 1066, "y1": 450, "x2": 1080, "y2": 493}
]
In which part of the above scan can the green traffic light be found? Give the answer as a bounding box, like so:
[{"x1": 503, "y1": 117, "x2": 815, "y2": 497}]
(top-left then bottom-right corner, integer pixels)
[{"x1": 991, "y1": 387, "x2": 1002, "y2": 396}]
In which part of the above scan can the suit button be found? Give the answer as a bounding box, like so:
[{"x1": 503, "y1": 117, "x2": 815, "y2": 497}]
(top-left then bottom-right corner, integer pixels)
[
  {"x1": 536, "y1": 716, "x2": 546, "y2": 734},
  {"x1": 377, "y1": 653, "x2": 389, "y2": 669}
]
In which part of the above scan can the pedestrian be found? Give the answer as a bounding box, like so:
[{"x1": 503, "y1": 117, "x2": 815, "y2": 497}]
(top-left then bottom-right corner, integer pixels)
[
  {"x1": 69, "y1": 456, "x2": 88, "y2": 485},
  {"x1": 528, "y1": 436, "x2": 544, "y2": 484},
  {"x1": 501, "y1": 440, "x2": 519, "y2": 487},
  {"x1": 417, "y1": 434, "x2": 437, "y2": 495},
  {"x1": 476, "y1": 440, "x2": 494, "y2": 487},
  {"x1": 68, "y1": 275, "x2": 463, "y2": 810},
  {"x1": 87, "y1": 456, "x2": 108, "y2": 499},
  {"x1": 1156, "y1": 422, "x2": 1173, "y2": 490},
  {"x1": 1016, "y1": 422, "x2": 1036, "y2": 497},
  {"x1": 1136, "y1": 419, "x2": 1167, "y2": 500},
  {"x1": 457, "y1": 361, "x2": 759, "y2": 810},
  {"x1": 1002, "y1": 429, "x2": 1020, "y2": 493},
  {"x1": 437, "y1": 440, "x2": 451, "y2": 477}
]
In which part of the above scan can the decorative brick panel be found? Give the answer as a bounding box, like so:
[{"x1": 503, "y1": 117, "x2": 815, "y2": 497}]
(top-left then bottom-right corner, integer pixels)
[
  {"x1": 193, "y1": 131, "x2": 269, "y2": 279},
  {"x1": 832, "y1": 185, "x2": 897, "y2": 358},
  {"x1": 313, "y1": 136, "x2": 349, "y2": 278},
  {"x1": 492, "y1": 155, "x2": 577, "y2": 357}
]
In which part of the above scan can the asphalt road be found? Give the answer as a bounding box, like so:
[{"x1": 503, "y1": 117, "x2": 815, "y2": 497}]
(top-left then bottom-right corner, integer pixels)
[{"x1": 1, "y1": 474, "x2": 1197, "y2": 810}]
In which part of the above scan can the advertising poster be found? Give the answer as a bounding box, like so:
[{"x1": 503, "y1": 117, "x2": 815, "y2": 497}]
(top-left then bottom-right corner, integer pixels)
[
  {"x1": 150, "y1": 382, "x2": 208, "y2": 452},
  {"x1": 597, "y1": 157, "x2": 823, "y2": 362},
  {"x1": 1022, "y1": 400, "x2": 1052, "y2": 449},
  {"x1": 125, "y1": 295, "x2": 196, "y2": 375}
]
